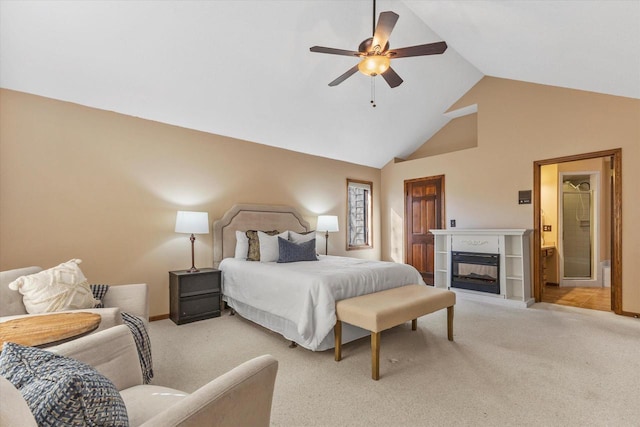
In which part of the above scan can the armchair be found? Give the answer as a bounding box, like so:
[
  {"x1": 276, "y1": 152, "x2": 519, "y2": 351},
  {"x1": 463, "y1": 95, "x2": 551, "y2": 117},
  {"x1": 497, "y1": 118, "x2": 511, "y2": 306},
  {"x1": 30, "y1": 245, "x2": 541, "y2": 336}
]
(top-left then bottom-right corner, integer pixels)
[
  {"x1": 0, "y1": 266, "x2": 148, "y2": 331},
  {"x1": 0, "y1": 325, "x2": 279, "y2": 427}
]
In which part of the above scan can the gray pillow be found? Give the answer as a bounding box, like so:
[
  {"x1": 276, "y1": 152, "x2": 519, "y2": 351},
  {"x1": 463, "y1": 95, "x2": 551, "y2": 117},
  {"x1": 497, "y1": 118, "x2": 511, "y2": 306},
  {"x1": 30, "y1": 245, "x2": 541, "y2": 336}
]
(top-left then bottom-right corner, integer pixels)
[
  {"x1": 277, "y1": 237, "x2": 318, "y2": 263},
  {"x1": 289, "y1": 230, "x2": 316, "y2": 244},
  {"x1": 0, "y1": 342, "x2": 129, "y2": 427}
]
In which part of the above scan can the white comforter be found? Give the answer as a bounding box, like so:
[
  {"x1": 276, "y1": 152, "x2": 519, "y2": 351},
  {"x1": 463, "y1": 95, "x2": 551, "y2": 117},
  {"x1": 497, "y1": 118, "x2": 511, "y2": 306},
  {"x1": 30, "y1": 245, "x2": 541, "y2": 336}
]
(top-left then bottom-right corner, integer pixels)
[{"x1": 219, "y1": 255, "x2": 425, "y2": 350}]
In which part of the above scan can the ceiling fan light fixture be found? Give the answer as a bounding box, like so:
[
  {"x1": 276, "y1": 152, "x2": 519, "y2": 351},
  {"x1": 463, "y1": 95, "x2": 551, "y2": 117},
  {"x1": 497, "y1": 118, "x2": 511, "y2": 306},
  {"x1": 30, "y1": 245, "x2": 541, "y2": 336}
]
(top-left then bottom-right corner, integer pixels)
[
  {"x1": 310, "y1": 2, "x2": 446, "y2": 89},
  {"x1": 357, "y1": 55, "x2": 390, "y2": 76}
]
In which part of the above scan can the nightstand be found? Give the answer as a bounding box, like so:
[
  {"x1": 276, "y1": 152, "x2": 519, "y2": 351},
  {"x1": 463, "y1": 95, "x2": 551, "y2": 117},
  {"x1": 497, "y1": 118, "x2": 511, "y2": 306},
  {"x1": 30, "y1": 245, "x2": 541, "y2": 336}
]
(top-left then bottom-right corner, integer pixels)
[{"x1": 169, "y1": 268, "x2": 221, "y2": 325}]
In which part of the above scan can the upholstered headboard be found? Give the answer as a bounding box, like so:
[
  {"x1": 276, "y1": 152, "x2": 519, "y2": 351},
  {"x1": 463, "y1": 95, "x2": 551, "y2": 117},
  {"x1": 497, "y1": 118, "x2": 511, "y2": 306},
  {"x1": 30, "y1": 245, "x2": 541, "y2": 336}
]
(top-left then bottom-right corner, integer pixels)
[{"x1": 213, "y1": 204, "x2": 311, "y2": 266}]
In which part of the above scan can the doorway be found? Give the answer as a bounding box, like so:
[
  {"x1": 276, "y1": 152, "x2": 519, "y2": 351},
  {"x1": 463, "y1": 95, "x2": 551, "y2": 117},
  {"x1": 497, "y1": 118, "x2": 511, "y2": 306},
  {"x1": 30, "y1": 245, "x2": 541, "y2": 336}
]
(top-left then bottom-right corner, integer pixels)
[
  {"x1": 404, "y1": 175, "x2": 445, "y2": 285},
  {"x1": 533, "y1": 149, "x2": 622, "y2": 314}
]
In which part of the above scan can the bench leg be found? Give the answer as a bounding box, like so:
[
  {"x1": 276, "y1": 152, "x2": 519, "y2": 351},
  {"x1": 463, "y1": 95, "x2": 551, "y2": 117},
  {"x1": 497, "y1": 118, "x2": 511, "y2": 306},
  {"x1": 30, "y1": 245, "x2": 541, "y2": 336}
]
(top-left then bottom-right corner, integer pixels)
[
  {"x1": 412, "y1": 318, "x2": 417, "y2": 331},
  {"x1": 371, "y1": 332, "x2": 380, "y2": 380},
  {"x1": 447, "y1": 306, "x2": 454, "y2": 341},
  {"x1": 334, "y1": 320, "x2": 342, "y2": 361}
]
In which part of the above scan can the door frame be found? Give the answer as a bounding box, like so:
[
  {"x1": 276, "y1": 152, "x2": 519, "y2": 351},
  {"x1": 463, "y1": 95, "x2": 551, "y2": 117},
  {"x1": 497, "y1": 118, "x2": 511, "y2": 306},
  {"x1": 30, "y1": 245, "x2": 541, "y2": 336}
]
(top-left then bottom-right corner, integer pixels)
[{"x1": 533, "y1": 148, "x2": 622, "y2": 314}]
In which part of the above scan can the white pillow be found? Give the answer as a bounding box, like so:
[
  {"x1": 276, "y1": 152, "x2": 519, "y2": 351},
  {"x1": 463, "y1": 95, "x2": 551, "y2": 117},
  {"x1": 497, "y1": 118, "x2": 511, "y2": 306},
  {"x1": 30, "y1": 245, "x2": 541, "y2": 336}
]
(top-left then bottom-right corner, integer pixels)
[
  {"x1": 258, "y1": 231, "x2": 288, "y2": 263},
  {"x1": 234, "y1": 230, "x2": 249, "y2": 259},
  {"x1": 289, "y1": 230, "x2": 316, "y2": 244},
  {"x1": 7, "y1": 259, "x2": 99, "y2": 314}
]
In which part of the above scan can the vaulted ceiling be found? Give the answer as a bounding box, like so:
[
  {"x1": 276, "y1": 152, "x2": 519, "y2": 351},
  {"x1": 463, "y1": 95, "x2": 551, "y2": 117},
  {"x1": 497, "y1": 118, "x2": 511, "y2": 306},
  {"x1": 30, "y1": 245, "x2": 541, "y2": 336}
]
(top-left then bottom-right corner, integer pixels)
[{"x1": 1, "y1": 1, "x2": 638, "y2": 168}]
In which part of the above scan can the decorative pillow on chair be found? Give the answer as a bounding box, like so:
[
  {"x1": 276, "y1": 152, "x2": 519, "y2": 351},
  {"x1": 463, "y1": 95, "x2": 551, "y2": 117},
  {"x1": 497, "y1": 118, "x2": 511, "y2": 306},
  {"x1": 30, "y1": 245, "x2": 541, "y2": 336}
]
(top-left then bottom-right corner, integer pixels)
[
  {"x1": 245, "y1": 230, "x2": 280, "y2": 261},
  {"x1": 278, "y1": 237, "x2": 319, "y2": 263},
  {"x1": 0, "y1": 342, "x2": 129, "y2": 427},
  {"x1": 7, "y1": 259, "x2": 99, "y2": 314},
  {"x1": 258, "y1": 231, "x2": 289, "y2": 263},
  {"x1": 288, "y1": 230, "x2": 316, "y2": 244}
]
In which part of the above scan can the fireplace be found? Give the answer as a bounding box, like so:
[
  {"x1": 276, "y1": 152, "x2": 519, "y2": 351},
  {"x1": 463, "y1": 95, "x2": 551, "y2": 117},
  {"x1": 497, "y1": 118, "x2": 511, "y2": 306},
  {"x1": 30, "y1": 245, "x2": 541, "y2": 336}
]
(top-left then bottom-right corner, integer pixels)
[
  {"x1": 431, "y1": 229, "x2": 533, "y2": 307},
  {"x1": 451, "y1": 251, "x2": 500, "y2": 294}
]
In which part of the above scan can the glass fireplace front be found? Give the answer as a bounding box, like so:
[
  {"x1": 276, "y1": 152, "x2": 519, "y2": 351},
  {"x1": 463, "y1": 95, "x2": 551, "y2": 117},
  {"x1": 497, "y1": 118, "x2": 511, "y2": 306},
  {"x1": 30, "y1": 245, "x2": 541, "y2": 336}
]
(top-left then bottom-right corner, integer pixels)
[{"x1": 451, "y1": 251, "x2": 500, "y2": 294}]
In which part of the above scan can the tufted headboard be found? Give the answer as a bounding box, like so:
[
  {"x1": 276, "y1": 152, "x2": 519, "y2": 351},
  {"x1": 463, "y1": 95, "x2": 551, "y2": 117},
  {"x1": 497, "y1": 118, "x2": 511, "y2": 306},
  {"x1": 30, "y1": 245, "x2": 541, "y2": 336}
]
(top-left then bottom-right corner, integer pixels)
[{"x1": 213, "y1": 204, "x2": 311, "y2": 267}]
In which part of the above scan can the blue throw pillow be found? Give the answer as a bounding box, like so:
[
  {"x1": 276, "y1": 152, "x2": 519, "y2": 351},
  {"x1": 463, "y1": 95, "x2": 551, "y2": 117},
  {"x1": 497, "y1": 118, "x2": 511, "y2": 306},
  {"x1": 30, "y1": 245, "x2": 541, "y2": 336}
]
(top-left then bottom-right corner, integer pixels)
[
  {"x1": 277, "y1": 237, "x2": 318, "y2": 263},
  {"x1": 0, "y1": 342, "x2": 129, "y2": 427}
]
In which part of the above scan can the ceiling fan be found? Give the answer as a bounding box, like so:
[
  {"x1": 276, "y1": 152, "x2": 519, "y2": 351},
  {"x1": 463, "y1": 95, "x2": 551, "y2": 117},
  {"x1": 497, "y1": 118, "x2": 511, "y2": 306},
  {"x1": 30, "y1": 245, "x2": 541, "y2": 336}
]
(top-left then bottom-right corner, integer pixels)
[{"x1": 310, "y1": 0, "x2": 447, "y2": 89}]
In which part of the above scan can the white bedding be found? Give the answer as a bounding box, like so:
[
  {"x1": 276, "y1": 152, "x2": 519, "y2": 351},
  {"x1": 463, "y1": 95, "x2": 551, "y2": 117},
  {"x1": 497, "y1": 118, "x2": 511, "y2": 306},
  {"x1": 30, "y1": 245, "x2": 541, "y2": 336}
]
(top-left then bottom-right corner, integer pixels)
[{"x1": 219, "y1": 255, "x2": 425, "y2": 351}]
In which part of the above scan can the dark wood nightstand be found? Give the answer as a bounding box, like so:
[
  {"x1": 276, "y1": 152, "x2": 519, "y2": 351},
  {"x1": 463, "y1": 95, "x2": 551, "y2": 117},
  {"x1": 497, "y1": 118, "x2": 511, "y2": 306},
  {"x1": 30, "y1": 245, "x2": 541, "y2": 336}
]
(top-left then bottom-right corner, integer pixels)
[{"x1": 169, "y1": 268, "x2": 221, "y2": 325}]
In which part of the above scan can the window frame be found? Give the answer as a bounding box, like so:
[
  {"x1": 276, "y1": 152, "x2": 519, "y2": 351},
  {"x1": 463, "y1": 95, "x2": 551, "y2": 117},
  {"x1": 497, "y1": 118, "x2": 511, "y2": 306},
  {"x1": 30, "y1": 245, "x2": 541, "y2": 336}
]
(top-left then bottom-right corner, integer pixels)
[{"x1": 346, "y1": 178, "x2": 373, "y2": 251}]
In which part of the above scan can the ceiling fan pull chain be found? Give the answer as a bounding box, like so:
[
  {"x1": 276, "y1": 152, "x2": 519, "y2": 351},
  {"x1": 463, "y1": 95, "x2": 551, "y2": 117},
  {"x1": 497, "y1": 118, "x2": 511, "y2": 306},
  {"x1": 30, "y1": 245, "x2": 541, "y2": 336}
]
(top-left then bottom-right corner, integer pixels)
[{"x1": 370, "y1": 76, "x2": 376, "y2": 107}]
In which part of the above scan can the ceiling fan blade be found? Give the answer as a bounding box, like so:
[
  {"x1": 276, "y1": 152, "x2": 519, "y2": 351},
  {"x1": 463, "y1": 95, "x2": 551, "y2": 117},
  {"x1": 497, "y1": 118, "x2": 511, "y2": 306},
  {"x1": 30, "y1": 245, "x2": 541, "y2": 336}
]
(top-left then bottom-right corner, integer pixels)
[
  {"x1": 388, "y1": 41, "x2": 448, "y2": 58},
  {"x1": 372, "y1": 11, "x2": 399, "y2": 51},
  {"x1": 310, "y1": 46, "x2": 361, "y2": 57},
  {"x1": 328, "y1": 65, "x2": 359, "y2": 87},
  {"x1": 381, "y1": 67, "x2": 403, "y2": 88}
]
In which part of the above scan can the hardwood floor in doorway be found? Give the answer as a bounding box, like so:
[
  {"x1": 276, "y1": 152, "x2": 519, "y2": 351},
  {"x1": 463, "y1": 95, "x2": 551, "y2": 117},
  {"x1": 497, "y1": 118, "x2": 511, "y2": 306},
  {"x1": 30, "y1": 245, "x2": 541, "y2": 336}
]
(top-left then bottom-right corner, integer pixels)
[{"x1": 542, "y1": 284, "x2": 611, "y2": 312}]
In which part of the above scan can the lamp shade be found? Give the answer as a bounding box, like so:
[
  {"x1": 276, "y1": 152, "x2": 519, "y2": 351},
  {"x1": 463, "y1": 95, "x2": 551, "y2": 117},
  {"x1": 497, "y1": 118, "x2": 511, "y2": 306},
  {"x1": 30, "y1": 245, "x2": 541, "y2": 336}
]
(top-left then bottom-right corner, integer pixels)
[
  {"x1": 175, "y1": 211, "x2": 209, "y2": 234},
  {"x1": 317, "y1": 215, "x2": 339, "y2": 232}
]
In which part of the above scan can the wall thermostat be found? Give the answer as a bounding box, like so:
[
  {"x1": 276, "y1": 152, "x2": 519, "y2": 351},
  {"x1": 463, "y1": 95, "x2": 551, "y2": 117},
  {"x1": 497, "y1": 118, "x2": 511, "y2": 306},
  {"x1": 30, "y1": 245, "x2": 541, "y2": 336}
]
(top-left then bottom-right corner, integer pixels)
[{"x1": 518, "y1": 190, "x2": 532, "y2": 205}]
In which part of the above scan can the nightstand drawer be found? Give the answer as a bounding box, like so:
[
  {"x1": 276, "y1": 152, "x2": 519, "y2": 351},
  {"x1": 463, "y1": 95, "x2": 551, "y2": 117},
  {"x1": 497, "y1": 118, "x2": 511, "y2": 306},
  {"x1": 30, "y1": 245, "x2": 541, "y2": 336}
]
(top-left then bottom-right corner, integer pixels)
[
  {"x1": 179, "y1": 294, "x2": 221, "y2": 321},
  {"x1": 180, "y1": 272, "x2": 221, "y2": 296}
]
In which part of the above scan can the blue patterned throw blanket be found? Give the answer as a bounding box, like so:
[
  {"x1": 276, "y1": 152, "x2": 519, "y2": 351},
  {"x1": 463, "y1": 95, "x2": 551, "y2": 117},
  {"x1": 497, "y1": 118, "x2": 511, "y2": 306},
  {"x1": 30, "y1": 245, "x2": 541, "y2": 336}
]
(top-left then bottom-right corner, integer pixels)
[{"x1": 91, "y1": 284, "x2": 154, "y2": 384}]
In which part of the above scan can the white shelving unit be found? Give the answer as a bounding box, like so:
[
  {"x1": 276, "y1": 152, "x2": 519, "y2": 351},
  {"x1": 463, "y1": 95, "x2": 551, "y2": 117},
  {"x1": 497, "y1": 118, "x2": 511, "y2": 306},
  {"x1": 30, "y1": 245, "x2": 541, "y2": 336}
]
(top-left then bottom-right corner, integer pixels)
[
  {"x1": 431, "y1": 229, "x2": 533, "y2": 308},
  {"x1": 433, "y1": 233, "x2": 451, "y2": 289}
]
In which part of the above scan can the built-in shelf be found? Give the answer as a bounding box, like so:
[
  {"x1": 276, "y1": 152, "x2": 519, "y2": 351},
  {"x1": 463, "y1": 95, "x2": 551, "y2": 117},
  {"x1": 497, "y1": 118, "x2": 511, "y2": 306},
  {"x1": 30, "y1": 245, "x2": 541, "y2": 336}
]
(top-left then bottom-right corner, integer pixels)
[{"x1": 430, "y1": 229, "x2": 534, "y2": 308}]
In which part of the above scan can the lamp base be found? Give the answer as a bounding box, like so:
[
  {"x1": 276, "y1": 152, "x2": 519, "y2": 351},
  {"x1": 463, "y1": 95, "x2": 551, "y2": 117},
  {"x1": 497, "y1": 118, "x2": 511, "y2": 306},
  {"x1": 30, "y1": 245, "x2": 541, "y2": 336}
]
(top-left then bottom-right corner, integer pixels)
[
  {"x1": 325, "y1": 231, "x2": 329, "y2": 256},
  {"x1": 187, "y1": 234, "x2": 199, "y2": 273}
]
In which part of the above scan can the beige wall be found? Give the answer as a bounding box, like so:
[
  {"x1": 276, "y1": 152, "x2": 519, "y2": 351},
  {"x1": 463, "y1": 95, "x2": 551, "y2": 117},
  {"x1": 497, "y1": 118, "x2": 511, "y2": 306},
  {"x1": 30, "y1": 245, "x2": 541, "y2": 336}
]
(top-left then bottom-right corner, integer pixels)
[
  {"x1": 0, "y1": 89, "x2": 380, "y2": 317},
  {"x1": 3, "y1": 76, "x2": 639, "y2": 316},
  {"x1": 381, "y1": 77, "x2": 640, "y2": 313},
  {"x1": 405, "y1": 113, "x2": 478, "y2": 160}
]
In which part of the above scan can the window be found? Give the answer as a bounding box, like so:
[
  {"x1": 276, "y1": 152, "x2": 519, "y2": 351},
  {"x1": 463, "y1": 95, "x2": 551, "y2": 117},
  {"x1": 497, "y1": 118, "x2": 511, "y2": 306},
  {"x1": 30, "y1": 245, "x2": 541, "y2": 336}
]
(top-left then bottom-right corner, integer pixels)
[{"x1": 347, "y1": 179, "x2": 372, "y2": 250}]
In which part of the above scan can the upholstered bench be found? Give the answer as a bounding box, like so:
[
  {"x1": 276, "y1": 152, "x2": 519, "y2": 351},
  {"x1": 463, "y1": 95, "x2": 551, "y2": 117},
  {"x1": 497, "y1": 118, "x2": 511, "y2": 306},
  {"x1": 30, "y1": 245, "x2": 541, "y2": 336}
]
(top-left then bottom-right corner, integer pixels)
[{"x1": 335, "y1": 284, "x2": 456, "y2": 380}]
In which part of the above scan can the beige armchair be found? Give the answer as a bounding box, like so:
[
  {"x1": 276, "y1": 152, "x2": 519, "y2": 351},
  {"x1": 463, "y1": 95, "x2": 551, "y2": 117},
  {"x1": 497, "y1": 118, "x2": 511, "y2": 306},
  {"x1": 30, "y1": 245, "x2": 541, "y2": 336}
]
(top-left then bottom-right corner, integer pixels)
[
  {"x1": 0, "y1": 266, "x2": 149, "y2": 331},
  {"x1": 1, "y1": 325, "x2": 278, "y2": 427}
]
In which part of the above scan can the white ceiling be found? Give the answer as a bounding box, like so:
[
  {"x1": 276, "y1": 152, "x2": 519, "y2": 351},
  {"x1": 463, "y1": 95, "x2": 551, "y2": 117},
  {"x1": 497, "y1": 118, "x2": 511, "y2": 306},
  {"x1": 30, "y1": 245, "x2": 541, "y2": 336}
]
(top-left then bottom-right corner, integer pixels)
[{"x1": 1, "y1": 1, "x2": 638, "y2": 168}]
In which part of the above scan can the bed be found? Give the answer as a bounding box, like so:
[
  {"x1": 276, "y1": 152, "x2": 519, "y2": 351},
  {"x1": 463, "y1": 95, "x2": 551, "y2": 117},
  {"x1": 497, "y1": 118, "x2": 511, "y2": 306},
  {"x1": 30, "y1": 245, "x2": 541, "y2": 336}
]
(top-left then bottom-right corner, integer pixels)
[{"x1": 213, "y1": 204, "x2": 425, "y2": 351}]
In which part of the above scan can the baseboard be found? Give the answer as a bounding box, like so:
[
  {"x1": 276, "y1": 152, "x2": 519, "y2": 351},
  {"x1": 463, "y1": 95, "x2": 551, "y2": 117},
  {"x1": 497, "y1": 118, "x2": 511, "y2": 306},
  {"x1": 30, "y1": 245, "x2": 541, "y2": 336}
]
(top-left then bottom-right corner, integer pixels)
[
  {"x1": 150, "y1": 313, "x2": 169, "y2": 322},
  {"x1": 620, "y1": 310, "x2": 640, "y2": 319}
]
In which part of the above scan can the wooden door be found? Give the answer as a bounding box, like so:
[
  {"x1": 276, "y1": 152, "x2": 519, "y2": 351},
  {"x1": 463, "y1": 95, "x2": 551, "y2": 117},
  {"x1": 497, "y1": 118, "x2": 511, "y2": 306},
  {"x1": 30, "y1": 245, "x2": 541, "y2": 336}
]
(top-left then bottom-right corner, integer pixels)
[{"x1": 405, "y1": 176, "x2": 445, "y2": 285}]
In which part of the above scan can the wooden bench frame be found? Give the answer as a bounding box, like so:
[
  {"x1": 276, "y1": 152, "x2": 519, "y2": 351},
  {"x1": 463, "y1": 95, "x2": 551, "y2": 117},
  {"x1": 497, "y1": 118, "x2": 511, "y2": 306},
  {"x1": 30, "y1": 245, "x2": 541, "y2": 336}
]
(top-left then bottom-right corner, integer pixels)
[{"x1": 334, "y1": 285, "x2": 455, "y2": 380}]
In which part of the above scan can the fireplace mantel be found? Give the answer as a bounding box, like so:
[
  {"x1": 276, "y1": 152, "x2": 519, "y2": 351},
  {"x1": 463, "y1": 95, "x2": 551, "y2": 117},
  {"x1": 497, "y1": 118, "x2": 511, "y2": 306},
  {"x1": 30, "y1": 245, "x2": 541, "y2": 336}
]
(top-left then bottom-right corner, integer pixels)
[
  {"x1": 431, "y1": 229, "x2": 531, "y2": 235},
  {"x1": 430, "y1": 229, "x2": 534, "y2": 308}
]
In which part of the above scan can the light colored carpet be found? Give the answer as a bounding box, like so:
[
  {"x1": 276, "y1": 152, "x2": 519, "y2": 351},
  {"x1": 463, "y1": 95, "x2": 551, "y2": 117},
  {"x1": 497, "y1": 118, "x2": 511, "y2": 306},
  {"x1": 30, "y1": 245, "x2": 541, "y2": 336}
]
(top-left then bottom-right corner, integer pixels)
[{"x1": 148, "y1": 297, "x2": 640, "y2": 426}]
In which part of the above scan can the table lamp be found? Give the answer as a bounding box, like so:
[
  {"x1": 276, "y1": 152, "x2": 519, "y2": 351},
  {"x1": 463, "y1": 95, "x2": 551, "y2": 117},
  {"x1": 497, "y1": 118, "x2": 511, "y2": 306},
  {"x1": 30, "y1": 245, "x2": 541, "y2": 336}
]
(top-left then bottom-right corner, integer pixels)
[
  {"x1": 175, "y1": 211, "x2": 209, "y2": 272},
  {"x1": 317, "y1": 215, "x2": 339, "y2": 256}
]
